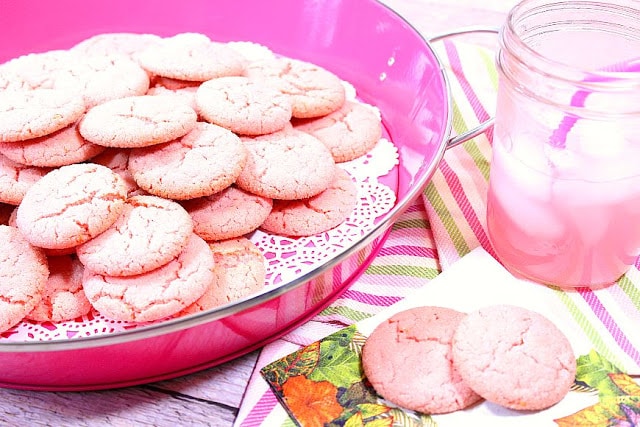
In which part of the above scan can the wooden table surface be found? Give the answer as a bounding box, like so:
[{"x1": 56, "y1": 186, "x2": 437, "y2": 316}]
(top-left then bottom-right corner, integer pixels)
[{"x1": 0, "y1": 1, "x2": 519, "y2": 426}]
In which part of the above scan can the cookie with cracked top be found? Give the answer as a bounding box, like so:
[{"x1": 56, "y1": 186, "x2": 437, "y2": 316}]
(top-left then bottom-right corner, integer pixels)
[
  {"x1": 76, "y1": 195, "x2": 194, "y2": 277},
  {"x1": 26, "y1": 254, "x2": 91, "y2": 323},
  {"x1": 15, "y1": 163, "x2": 127, "y2": 250},
  {"x1": 0, "y1": 88, "x2": 85, "y2": 143},
  {"x1": 236, "y1": 129, "x2": 335, "y2": 200},
  {"x1": 362, "y1": 306, "x2": 482, "y2": 414},
  {"x1": 179, "y1": 237, "x2": 266, "y2": 315},
  {"x1": 451, "y1": 304, "x2": 576, "y2": 411},
  {"x1": 196, "y1": 76, "x2": 292, "y2": 136},
  {"x1": 128, "y1": 122, "x2": 247, "y2": 200},
  {"x1": 82, "y1": 233, "x2": 214, "y2": 322},
  {"x1": 137, "y1": 32, "x2": 245, "y2": 82},
  {"x1": 245, "y1": 57, "x2": 345, "y2": 119},
  {"x1": 0, "y1": 50, "x2": 149, "y2": 109},
  {"x1": 259, "y1": 167, "x2": 357, "y2": 237},
  {"x1": 70, "y1": 32, "x2": 162, "y2": 62},
  {"x1": 293, "y1": 100, "x2": 382, "y2": 163},
  {"x1": 0, "y1": 225, "x2": 49, "y2": 332},
  {"x1": 181, "y1": 185, "x2": 272, "y2": 241},
  {"x1": 78, "y1": 95, "x2": 197, "y2": 148},
  {"x1": 0, "y1": 122, "x2": 106, "y2": 168},
  {"x1": 0, "y1": 152, "x2": 51, "y2": 206}
]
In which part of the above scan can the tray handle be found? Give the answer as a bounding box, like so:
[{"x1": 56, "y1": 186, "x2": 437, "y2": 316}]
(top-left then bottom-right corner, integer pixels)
[{"x1": 429, "y1": 26, "x2": 500, "y2": 149}]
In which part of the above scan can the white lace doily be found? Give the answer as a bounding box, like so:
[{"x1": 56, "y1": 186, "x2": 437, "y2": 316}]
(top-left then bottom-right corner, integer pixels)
[
  {"x1": 253, "y1": 138, "x2": 398, "y2": 286},
  {"x1": 1, "y1": 132, "x2": 399, "y2": 343}
]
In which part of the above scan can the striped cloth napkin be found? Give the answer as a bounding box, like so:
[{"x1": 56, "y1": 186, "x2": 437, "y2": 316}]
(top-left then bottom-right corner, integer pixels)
[{"x1": 234, "y1": 40, "x2": 640, "y2": 426}]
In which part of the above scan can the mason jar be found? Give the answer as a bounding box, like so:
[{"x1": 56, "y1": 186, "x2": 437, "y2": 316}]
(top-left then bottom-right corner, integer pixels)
[{"x1": 486, "y1": 0, "x2": 640, "y2": 288}]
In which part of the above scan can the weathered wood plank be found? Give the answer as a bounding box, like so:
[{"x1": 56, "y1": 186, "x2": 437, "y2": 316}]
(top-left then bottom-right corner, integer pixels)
[{"x1": 0, "y1": 351, "x2": 259, "y2": 427}]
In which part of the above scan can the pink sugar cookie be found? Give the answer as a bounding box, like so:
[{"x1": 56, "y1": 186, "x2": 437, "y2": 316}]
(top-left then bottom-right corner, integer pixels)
[
  {"x1": 78, "y1": 95, "x2": 197, "y2": 148},
  {"x1": 0, "y1": 50, "x2": 150, "y2": 109},
  {"x1": 362, "y1": 306, "x2": 482, "y2": 415},
  {"x1": 0, "y1": 88, "x2": 85, "y2": 143},
  {"x1": 0, "y1": 50, "x2": 85, "y2": 92},
  {"x1": 147, "y1": 75, "x2": 200, "y2": 111},
  {"x1": 181, "y1": 185, "x2": 273, "y2": 241},
  {"x1": 82, "y1": 233, "x2": 215, "y2": 322},
  {"x1": 246, "y1": 57, "x2": 345, "y2": 118},
  {"x1": 90, "y1": 148, "x2": 143, "y2": 196},
  {"x1": 236, "y1": 129, "x2": 336, "y2": 200},
  {"x1": 71, "y1": 32, "x2": 162, "y2": 62},
  {"x1": 16, "y1": 163, "x2": 127, "y2": 250},
  {"x1": 293, "y1": 100, "x2": 382, "y2": 163},
  {"x1": 0, "y1": 153, "x2": 51, "y2": 205},
  {"x1": 0, "y1": 225, "x2": 49, "y2": 332},
  {"x1": 260, "y1": 167, "x2": 357, "y2": 236},
  {"x1": 180, "y1": 237, "x2": 266, "y2": 315},
  {"x1": 26, "y1": 254, "x2": 91, "y2": 323},
  {"x1": 452, "y1": 304, "x2": 576, "y2": 411},
  {"x1": 147, "y1": 85, "x2": 199, "y2": 111},
  {"x1": 77, "y1": 195, "x2": 194, "y2": 276},
  {"x1": 128, "y1": 122, "x2": 247, "y2": 200},
  {"x1": 7, "y1": 207, "x2": 75, "y2": 257},
  {"x1": 196, "y1": 76, "x2": 292, "y2": 136},
  {"x1": 137, "y1": 33, "x2": 246, "y2": 82},
  {"x1": 226, "y1": 41, "x2": 276, "y2": 63},
  {"x1": 0, "y1": 122, "x2": 106, "y2": 168},
  {"x1": 68, "y1": 54, "x2": 151, "y2": 109}
]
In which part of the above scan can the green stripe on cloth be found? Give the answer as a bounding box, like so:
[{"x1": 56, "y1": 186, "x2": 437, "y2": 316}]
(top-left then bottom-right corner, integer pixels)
[
  {"x1": 461, "y1": 45, "x2": 495, "y2": 182},
  {"x1": 317, "y1": 306, "x2": 374, "y2": 323},
  {"x1": 552, "y1": 287, "x2": 626, "y2": 369},
  {"x1": 364, "y1": 264, "x2": 440, "y2": 279},
  {"x1": 425, "y1": 182, "x2": 472, "y2": 257},
  {"x1": 451, "y1": 97, "x2": 469, "y2": 136},
  {"x1": 463, "y1": 139, "x2": 491, "y2": 182},
  {"x1": 392, "y1": 217, "x2": 431, "y2": 230},
  {"x1": 281, "y1": 417, "x2": 297, "y2": 427},
  {"x1": 479, "y1": 48, "x2": 499, "y2": 91},
  {"x1": 423, "y1": 67, "x2": 479, "y2": 259},
  {"x1": 617, "y1": 275, "x2": 640, "y2": 312}
]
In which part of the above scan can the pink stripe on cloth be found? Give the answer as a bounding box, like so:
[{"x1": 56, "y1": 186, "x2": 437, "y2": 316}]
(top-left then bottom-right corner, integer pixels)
[
  {"x1": 237, "y1": 391, "x2": 279, "y2": 427},
  {"x1": 579, "y1": 288, "x2": 640, "y2": 364},
  {"x1": 405, "y1": 201, "x2": 427, "y2": 213},
  {"x1": 332, "y1": 262, "x2": 343, "y2": 290},
  {"x1": 444, "y1": 40, "x2": 494, "y2": 140},
  {"x1": 377, "y1": 245, "x2": 437, "y2": 258},
  {"x1": 340, "y1": 289, "x2": 403, "y2": 307},
  {"x1": 438, "y1": 159, "x2": 497, "y2": 259},
  {"x1": 381, "y1": 227, "x2": 434, "y2": 243}
]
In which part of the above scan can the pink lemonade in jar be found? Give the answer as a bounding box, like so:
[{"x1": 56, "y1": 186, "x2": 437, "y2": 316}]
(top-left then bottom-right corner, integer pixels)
[
  {"x1": 487, "y1": 0, "x2": 640, "y2": 289},
  {"x1": 487, "y1": 128, "x2": 640, "y2": 288}
]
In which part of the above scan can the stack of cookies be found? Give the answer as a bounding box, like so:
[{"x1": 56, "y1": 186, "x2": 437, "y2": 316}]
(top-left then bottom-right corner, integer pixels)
[{"x1": 0, "y1": 32, "x2": 383, "y2": 333}]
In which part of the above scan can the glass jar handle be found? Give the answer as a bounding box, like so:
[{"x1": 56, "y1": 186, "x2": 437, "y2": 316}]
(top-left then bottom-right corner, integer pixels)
[{"x1": 429, "y1": 26, "x2": 500, "y2": 149}]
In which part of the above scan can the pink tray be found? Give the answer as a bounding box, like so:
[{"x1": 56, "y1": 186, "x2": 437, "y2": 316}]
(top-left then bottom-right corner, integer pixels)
[{"x1": 0, "y1": 0, "x2": 453, "y2": 390}]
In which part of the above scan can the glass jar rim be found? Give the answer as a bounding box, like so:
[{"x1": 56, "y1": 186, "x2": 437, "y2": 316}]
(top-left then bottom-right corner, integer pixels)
[{"x1": 501, "y1": 0, "x2": 640, "y2": 91}]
